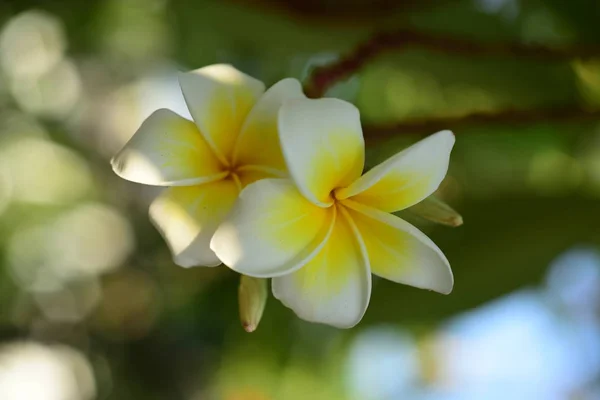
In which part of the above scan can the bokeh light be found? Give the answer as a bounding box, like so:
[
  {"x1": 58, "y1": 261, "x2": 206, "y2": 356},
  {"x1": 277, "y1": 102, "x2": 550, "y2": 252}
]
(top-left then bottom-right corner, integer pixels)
[
  {"x1": 0, "y1": 137, "x2": 92, "y2": 205},
  {"x1": 346, "y1": 327, "x2": 419, "y2": 400},
  {"x1": 10, "y1": 59, "x2": 81, "y2": 118},
  {"x1": 0, "y1": 10, "x2": 66, "y2": 81},
  {"x1": 0, "y1": 342, "x2": 96, "y2": 400},
  {"x1": 7, "y1": 202, "x2": 133, "y2": 292}
]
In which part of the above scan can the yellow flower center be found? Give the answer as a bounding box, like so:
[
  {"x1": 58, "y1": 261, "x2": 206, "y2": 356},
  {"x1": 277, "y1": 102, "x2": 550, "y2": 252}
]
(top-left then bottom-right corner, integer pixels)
[
  {"x1": 224, "y1": 167, "x2": 242, "y2": 190},
  {"x1": 329, "y1": 187, "x2": 349, "y2": 207}
]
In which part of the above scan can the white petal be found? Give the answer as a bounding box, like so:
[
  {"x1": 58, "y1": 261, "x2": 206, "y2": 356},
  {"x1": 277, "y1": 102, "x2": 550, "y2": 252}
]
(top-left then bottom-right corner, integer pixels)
[
  {"x1": 343, "y1": 199, "x2": 453, "y2": 294},
  {"x1": 111, "y1": 109, "x2": 225, "y2": 186},
  {"x1": 233, "y1": 78, "x2": 305, "y2": 172},
  {"x1": 178, "y1": 64, "x2": 265, "y2": 164},
  {"x1": 272, "y1": 206, "x2": 371, "y2": 328},
  {"x1": 336, "y1": 130, "x2": 455, "y2": 212},
  {"x1": 211, "y1": 178, "x2": 335, "y2": 277},
  {"x1": 150, "y1": 179, "x2": 239, "y2": 267},
  {"x1": 278, "y1": 98, "x2": 365, "y2": 207}
]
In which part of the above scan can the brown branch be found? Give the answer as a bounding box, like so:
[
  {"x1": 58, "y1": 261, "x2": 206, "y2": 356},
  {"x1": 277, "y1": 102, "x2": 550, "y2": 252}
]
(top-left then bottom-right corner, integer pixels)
[
  {"x1": 305, "y1": 29, "x2": 600, "y2": 98},
  {"x1": 363, "y1": 106, "x2": 600, "y2": 141}
]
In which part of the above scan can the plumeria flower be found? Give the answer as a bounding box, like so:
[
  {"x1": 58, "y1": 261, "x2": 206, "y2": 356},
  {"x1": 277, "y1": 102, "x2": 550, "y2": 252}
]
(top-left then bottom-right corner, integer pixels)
[
  {"x1": 211, "y1": 98, "x2": 455, "y2": 328},
  {"x1": 111, "y1": 64, "x2": 305, "y2": 267}
]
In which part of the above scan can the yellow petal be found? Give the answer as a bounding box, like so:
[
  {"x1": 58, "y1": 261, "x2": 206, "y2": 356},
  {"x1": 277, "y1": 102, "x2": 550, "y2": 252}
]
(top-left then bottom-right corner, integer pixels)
[
  {"x1": 178, "y1": 64, "x2": 265, "y2": 164},
  {"x1": 278, "y1": 98, "x2": 365, "y2": 207},
  {"x1": 149, "y1": 178, "x2": 239, "y2": 267},
  {"x1": 344, "y1": 199, "x2": 453, "y2": 294},
  {"x1": 272, "y1": 206, "x2": 371, "y2": 328},
  {"x1": 211, "y1": 179, "x2": 335, "y2": 277},
  {"x1": 233, "y1": 78, "x2": 305, "y2": 172},
  {"x1": 111, "y1": 109, "x2": 225, "y2": 186},
  {"x1": 336, "y1": 130, "x2": 455, "y2": 212},
  {"x1": 235, "y1": 165, "x2": 285, "y2": 188}
]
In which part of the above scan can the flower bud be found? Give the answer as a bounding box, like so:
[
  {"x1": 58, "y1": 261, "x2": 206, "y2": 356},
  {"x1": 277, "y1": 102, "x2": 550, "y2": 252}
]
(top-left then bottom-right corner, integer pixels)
[
  {"x1": 238, "y1": 275, "x2": 267, "y2": 333},
  {"x1": 409, "y1": 195, "x2": 463, "y2": 227}
]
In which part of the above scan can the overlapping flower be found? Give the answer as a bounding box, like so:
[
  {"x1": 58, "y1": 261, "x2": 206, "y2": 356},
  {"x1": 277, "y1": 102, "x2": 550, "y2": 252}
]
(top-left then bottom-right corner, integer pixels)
[
  {"x1": 112, "y1": 64, "x2": 456, "y2": 329},
  {"x1": 112, "y1": 64, "x2": 305, "y2": 267}
]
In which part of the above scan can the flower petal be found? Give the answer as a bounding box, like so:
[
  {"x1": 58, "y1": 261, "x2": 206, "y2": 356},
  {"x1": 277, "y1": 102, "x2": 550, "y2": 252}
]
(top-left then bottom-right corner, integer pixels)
[
  {"x1": 211, "y1": 178, "x2": 335, "y2": 277},
  {"x1": 278, "y1": 98, "x2": 365, "y2": 207},
  {"x1": 178, "y1": 64, "x2": 265, "y2": 164},
  {"x1": 236, "y1": 166, "x2": 285, "y2": 188},
  {"x1": 111, "y1": 109, "x2": 226, "y2": 186},
  {"x1": 149, "y1": 179, "x2": 239, "y2": 267},
  {"x1": 233, "y1": 78, "x2": 305, "y2": 171},
  {"x1": 272, "y1": 206, "x2": 371, "y2": 328},
  {"x1": 343, "y1": 199, "x2": 453, "y2": 294},
  {"x1": 336, "y1": 130, "x2": 455, "y2": 212}
]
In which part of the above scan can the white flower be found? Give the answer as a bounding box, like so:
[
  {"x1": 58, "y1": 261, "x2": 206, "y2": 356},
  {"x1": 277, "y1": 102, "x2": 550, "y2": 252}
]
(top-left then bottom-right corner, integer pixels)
[
  {"x1": 212, "y1": 98, "x2": 455, "y2": 328},
  {"x1": 111, "y1": 64, "x2": 305, "y2": 267}
]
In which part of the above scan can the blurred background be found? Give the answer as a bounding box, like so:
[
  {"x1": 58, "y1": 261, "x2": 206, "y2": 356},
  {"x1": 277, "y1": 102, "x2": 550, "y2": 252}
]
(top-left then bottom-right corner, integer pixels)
[{"x1": 0, "y1": 0, "x2": 599, "y2": 399}]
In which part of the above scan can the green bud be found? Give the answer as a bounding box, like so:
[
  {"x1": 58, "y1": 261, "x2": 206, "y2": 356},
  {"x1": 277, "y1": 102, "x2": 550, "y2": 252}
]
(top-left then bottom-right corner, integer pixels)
[
  {"x1": 238, "y1": 275, "x2": 268, "y2": 333},
  {"x1": 409, "y1": 195, "x2": 463, "y2": 227}
]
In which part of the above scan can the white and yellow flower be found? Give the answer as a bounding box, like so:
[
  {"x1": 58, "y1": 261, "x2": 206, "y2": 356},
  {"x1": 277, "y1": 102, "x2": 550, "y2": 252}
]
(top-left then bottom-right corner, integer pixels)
[
  {"x1": 211, "y1": 98, "x2": 455, "y2": 328},
  {"x1": 111, "y1": 64, "x2": 305, "y2": 267}
]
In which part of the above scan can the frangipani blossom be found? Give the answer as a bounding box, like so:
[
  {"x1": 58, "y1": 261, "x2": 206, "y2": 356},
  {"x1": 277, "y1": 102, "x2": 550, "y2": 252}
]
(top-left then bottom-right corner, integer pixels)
[
  {"x1": 112, "y1": 64, "x2": 305, "y2": 267},
  {"x1": 211, "y1": 98, "x2": 455, "y2": 328}
]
